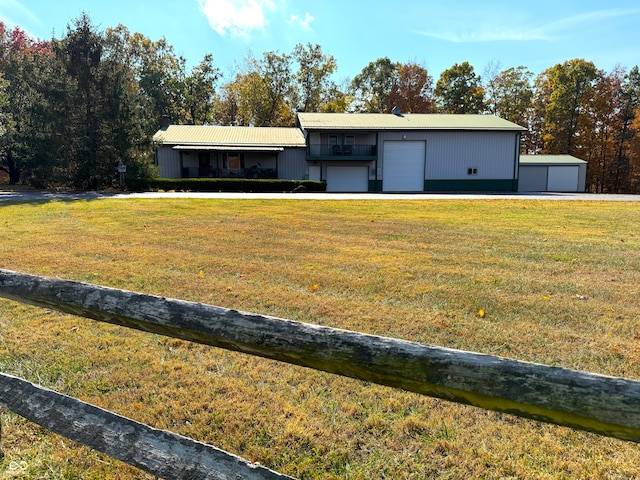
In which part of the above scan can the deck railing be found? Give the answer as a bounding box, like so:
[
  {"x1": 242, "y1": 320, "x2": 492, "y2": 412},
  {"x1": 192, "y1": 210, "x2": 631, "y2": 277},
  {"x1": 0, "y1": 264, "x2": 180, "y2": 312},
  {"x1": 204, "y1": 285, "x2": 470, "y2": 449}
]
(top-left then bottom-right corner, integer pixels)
[
  {"x1": 1, "y1": 268, "x2": 640, "y2": 479},
  {"x1": 307, "y1": 144, "x2": 377, "y2": 159}
]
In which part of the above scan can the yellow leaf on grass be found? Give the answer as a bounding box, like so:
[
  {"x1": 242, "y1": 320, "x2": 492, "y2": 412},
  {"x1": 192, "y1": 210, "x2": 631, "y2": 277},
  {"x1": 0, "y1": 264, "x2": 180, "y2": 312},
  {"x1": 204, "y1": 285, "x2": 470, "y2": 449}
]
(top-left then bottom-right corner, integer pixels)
[
  {"x1": 476, "y1": 309, "x2": 485, "y2": 318},
  {"x1": 308, "y1": 284, "x2": 318, "y2": 292}
]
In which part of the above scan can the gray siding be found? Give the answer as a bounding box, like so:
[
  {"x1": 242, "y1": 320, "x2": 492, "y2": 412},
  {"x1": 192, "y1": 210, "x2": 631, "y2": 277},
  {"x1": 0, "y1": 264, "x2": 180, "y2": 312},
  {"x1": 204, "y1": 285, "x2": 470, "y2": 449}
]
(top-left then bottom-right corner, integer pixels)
[
  {"x1": 577, "y1": 163, "x2": 587, "y2": 192},
  {"x1": 156, "y1": 147, "x2": 182, "y2": 178},
  {"x1": 276, "y1": 148, "x2": 307, "y2": 180},
  {"x1": 378, "y1": 130, "x2": 518, "y2": 183},
  {"x1": 425, "y1": 131, "x2": 517, "y2": 180}
]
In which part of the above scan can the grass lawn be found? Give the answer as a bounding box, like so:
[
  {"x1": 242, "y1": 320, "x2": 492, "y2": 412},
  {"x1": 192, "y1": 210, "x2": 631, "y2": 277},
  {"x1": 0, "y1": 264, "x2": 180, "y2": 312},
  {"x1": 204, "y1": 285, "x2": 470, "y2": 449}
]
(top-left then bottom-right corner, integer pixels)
[{"x1": 0, "y1": 197, "x2": 639, "y2": 479}]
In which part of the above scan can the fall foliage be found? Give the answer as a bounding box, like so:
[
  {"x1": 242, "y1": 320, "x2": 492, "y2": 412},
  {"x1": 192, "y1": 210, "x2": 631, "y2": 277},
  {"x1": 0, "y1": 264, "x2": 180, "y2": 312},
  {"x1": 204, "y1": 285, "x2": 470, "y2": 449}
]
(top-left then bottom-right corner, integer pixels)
[{"x1": 0, "y1": 14, "x2": 639, "y2": 192}]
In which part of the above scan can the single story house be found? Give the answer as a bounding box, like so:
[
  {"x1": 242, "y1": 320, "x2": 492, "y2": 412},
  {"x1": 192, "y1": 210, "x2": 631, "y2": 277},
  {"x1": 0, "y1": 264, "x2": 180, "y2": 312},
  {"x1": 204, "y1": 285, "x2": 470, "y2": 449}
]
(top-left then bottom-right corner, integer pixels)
[
  {"x1": 297, "y1": 112, "x2": 526, "y2": 192},
  {"x1": 518, "y1": 155, "x2": 587, "y2": 192},
  {"x1": 153, "y1": 125, "x2": 307, "y2": 180}
]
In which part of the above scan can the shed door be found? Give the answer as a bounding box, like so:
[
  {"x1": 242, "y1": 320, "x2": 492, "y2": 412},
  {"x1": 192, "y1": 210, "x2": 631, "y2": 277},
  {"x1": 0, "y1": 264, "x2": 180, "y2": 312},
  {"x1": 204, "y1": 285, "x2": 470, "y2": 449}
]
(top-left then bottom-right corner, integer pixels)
[
  {"x1": 326, "y1": 166, "x2": 369, "y2": 192},
  {"x1": 547, "y1": 166, "x2": 579, "y2": 192},
  {"x1": 518, "y1": 166, "x2": 548, "y2": 192},
  {"x1": 383, "y1": 141, "x2": 425, "y2": 192}
]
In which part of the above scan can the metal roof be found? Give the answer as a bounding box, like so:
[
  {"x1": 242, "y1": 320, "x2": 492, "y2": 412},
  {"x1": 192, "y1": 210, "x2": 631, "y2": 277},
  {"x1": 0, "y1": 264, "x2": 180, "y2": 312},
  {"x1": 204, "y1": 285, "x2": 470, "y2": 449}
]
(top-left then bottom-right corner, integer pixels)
[
  {"x1": 153, "y1": 125, "x2": 306, "y2": 148},
  {"x1": 520, "y1": 155, "x2": 587, "y2": 165},
  {"x1": 297, "y1": 113, "x2": 527, "y2": 131}
]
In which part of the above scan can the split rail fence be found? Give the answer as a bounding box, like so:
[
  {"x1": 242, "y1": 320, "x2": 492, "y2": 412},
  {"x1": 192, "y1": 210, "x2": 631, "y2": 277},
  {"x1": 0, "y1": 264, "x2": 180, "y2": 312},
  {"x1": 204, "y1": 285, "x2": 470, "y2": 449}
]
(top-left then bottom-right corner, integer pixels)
[{"x1": 1, "y1": 269, "x2": 640, "y2": 479}]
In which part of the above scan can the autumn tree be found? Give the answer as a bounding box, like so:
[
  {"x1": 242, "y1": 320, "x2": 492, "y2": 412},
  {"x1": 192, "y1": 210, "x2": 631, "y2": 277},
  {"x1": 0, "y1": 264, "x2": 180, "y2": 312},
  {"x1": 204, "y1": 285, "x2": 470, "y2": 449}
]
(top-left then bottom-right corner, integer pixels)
[
  {"x1": 221, "y1": 51, "x2": 296, "y2": 126},
  {"x1": 435, "y1": 62, "x2": 486, "y2": 114},
  {"x1": 485, "y1": 66, "x2": 533, "y2": 125},
  {"x1": 387, "y1": 62, "x2": 435, "y2": 113},
  {"x1": 351, "y1": 58, "x2": 435, "y2": 113},
  {"x1": 184, "y1": 53, "x2": 221, "y2": 125},
  {"x1": 611, "y1": 66, "x2": 640, "y2": 192},
  {"x1": 535, "y1": 59, "x2": 601, "y2": 154},
  {"x1": 293, "y1": 43, "x2": 337, "y2": 112},
  {"x1": 216, "y1": 75, "x2": 242, "y2": 125},
  {"x1": 116, "y1": 27, "x2": 188, "y2": 127},
  {"x1": 319, "y1": 80, "x2": 353, "y2": 113},
  {"x1": 25, "y1": 15, "x2": 161, "y2": 189},
  {"x1": 628, "y1": 107, "x2": 640, "y2": 192},
  {"x1": 0, "y1": 23, "x2": 52, "y2": 184},
  {"x1": 351, "y1": 57, "x2": 399, "y2": 113},
  {"x1": 574, "y1": 68, "x2": 624, "y2": 192}
]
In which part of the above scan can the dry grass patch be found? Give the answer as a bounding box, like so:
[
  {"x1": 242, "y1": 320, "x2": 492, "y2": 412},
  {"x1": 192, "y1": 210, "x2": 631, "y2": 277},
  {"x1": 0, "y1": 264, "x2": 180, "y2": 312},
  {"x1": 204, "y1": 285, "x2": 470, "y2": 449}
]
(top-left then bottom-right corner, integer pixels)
[{"x1": 0, "y1": 198, "x2": 639, "y2": 478}]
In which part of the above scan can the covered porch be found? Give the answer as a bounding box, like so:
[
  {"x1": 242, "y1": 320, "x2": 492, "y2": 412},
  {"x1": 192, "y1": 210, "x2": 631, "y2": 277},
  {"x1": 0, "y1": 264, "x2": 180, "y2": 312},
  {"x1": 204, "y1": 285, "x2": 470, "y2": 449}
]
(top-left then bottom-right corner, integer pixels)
[{"x1": 175, "y1": 145, "x2": 281, "y2": 179}]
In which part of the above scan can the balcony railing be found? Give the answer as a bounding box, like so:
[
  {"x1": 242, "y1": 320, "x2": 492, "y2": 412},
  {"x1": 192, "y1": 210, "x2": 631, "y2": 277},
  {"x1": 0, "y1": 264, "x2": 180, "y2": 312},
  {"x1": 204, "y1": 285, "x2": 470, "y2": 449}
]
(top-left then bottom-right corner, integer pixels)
[{"x1": 307, "y1": 144, "x2": 377, "y2": 160}]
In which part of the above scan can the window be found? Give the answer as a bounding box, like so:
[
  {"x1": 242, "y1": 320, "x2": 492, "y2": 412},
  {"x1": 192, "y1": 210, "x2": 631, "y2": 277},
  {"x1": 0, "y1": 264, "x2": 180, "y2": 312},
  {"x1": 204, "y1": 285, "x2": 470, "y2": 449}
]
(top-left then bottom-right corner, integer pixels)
[
  {"x1": 344, "y1": 135, "x2": 355, "y2": 155},
  {"x1": 467, "y1": 167, "x2": 478, "y2": 176},
  {"x1": 224, "y1": 153, "x2": 242, "y2": 170},
  {"x1": 328, "y1": 135, "x2": 341, "y2": 154}
]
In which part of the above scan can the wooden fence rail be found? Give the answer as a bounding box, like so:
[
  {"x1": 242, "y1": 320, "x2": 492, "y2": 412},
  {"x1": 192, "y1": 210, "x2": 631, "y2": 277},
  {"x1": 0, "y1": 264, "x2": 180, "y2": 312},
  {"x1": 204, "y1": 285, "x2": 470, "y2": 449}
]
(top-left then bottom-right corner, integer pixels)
[
  {"x1": 1, "y1": 268, "x2": 640, "y2": 477},
  {"x1": 0, "y1": 372, "x2": 293, "y2": 480}
]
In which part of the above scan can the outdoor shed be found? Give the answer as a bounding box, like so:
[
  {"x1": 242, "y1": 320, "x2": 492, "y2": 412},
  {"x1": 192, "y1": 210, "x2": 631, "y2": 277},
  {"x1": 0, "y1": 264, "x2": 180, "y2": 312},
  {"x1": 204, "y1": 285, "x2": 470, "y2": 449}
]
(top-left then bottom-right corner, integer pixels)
[
  {"x1": 152, "y1": 125, "x2": 307, "y2": 180},
  {"x1": 297, "y1": 112, "x2": 526, "y2": 193},
  {"x1": 519, "y1": 155, "x2": 587, "y2": 192}
]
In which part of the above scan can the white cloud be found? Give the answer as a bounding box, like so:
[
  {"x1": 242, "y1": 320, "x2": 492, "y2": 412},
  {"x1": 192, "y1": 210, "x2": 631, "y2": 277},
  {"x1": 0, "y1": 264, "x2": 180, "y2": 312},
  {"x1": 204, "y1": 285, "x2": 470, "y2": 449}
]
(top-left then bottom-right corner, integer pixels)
[
  {"x1": 419, "y1": 28, "x2": 548, "y2": 43},
  {"x1": 418, "y1": 8, "x2": 640, "y2": 44},
  {"x1": 198, "y1": 0, "x2": 278, "y2": 37},
  {"x1": 0, "y1": 0, "x2": 40, "y2": 28},
  {"x1": 288, "y1": 12, "x2": 314, "y2": 31}
]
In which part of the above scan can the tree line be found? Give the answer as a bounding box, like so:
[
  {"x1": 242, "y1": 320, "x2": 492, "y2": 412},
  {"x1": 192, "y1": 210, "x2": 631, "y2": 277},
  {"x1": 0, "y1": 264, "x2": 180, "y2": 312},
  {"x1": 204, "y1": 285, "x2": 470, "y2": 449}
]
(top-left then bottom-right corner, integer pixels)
[{"x1": 1, "y1": 14, "x2": 639, "y2": 192}]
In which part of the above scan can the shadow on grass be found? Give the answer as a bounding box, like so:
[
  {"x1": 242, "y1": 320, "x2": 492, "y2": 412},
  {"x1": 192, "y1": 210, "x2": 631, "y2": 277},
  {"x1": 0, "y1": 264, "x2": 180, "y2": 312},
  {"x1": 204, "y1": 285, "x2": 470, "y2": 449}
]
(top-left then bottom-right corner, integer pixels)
[{"x1": 0, "y1": 186, "x2": 130, "y2": 205}]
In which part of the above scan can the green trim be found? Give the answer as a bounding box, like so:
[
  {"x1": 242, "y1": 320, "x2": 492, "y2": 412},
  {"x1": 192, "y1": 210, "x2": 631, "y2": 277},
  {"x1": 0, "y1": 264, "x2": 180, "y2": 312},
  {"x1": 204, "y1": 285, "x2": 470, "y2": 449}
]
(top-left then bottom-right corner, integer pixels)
[
  {"x1": 424, "y1": 179, "x2": 518, "y2": 192},
  {"x1": 368, "y1": 180, "x2": 382, "y2": 192}
]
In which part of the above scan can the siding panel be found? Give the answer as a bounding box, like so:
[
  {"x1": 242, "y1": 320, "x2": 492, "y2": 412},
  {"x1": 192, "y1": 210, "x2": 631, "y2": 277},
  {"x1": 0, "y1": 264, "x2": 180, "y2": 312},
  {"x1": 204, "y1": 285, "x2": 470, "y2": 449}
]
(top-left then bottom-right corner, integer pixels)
[
  {"x1": 156, "y1": 148, "x2": 182, "y2": 179},
  {"x1": 426, "y1": 131, "x2": 516, "y2": 180},
  {"x1": 277, "y1": 148, "x2": 307, "y2": 180}
]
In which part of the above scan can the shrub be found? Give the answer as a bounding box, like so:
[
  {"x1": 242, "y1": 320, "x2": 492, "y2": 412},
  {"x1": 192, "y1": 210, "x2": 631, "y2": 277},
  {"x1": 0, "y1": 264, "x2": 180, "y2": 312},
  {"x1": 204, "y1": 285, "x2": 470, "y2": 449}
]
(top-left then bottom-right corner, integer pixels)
[{"x1": 130, "y1": 178, "x2": 326, "y2": 193}]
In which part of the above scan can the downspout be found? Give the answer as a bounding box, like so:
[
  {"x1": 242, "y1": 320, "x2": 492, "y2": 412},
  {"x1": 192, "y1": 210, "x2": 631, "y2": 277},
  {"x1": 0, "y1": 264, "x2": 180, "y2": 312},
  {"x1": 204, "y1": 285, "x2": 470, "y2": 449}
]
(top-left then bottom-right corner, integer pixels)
[
  {"x1": 513, "y1": 132, "x2": 521, "y2": 192},
  {"x1": 374, "y1": 132, "x2": 379, "y2": 192}
]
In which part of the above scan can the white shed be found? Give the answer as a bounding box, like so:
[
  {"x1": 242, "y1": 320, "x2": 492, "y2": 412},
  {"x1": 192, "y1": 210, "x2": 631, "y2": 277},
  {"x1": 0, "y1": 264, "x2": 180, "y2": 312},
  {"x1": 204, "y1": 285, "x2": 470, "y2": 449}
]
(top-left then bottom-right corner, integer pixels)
[{"x1": 519, "y1": 155, "x2": 587, "y2": 192}]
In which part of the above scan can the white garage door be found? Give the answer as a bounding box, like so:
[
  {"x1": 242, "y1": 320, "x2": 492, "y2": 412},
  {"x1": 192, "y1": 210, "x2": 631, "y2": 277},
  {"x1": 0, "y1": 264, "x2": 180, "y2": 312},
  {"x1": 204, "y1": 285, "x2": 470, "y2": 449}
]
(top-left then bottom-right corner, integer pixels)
[
  {"x1": 326, "y1": 166, "x2": 369, "y2": 192},
  {"x1": 547, "y1": 166, "x2": 579, "y2": 192},
  {"x1": 383, "y1": 141, "x2": 426, "y2": 192},
  {"x1": 519, "y1": 166, "x2": 548, "y2": 192}
]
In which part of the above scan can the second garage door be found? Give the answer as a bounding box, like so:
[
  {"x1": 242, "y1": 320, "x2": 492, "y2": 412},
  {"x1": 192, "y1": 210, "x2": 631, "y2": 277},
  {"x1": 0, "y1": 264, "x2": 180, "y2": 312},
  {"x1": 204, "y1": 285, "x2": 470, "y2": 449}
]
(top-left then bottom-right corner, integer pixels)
[
  {"x1": 326, "y1": 166, "x2": 369, "y2": 192},
  {"x1": 547, "y1": 166, "x2": 579, "y2": 192},
  {"x1": 383, "y1": 141, "x2": 426, "y2": 192}
]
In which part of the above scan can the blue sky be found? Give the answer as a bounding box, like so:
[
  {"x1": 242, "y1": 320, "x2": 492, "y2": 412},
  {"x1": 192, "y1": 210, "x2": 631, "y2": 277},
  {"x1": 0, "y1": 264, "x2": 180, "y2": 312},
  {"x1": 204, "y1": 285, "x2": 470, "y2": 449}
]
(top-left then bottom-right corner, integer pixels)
[{"x1": 2, "y1": 0, "x2": 639, "y2": 82}]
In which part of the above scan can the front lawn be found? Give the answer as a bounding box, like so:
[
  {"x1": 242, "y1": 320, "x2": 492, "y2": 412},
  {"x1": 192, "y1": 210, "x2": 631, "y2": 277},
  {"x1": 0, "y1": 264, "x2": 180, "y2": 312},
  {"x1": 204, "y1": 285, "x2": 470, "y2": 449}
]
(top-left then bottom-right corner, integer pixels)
[{"x1": 1, "y1": 198, "x2": 639, "y2": 479}]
